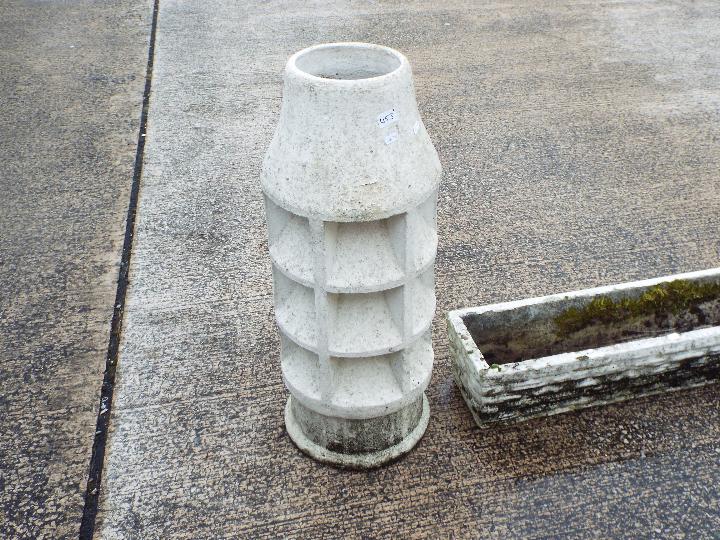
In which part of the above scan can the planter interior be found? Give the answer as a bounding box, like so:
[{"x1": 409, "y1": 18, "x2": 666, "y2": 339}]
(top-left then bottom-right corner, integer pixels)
[{"x1": 465, "y1": 278, "x2": 720, "y2": 366}]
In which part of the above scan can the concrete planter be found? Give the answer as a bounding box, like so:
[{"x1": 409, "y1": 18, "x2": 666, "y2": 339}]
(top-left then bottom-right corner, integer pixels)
[
  {"x1": 261, "y1": 43, "x2": 441, "y2": 467},
  {"x1": 448, "y1": 269, "x2": 720, "y2": 428}
]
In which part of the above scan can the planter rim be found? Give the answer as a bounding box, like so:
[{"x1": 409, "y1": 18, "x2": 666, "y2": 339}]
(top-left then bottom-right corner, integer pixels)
[
  {"x1": 448, "y1": 267, "x2": 720, "y2": 375},
  {"x1": 481, "y1": 326, "x2": 720, "y2": 377}
]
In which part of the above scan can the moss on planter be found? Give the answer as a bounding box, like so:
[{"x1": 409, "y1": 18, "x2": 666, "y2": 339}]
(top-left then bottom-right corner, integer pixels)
[
  {"x1": 555, "y1": 280, "x2": 720, "y2": 337},
  {"x1": 466, "y1": 278, "x2": 720, "y2": 365}
]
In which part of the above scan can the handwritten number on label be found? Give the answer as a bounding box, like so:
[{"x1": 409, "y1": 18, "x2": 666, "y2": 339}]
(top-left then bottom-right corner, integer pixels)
[{"x1": 377, "y1": 108, "x2": 398, "y2": 127}]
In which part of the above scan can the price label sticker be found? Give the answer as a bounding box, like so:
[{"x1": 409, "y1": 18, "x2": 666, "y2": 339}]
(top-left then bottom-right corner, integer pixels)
[{"x1": 377, "y1": 108, "x2": 398, "y2": 127}]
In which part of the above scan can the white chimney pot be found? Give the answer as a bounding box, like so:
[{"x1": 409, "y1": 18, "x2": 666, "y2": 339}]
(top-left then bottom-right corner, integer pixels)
[{"x1": 261, "y1": 42, "x2": 442, "y2": 468}]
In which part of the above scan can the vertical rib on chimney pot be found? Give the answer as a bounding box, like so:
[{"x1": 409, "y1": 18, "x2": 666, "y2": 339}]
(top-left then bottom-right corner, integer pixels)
[{"x1": 261, "y1": 43, "x2": 442, "y2": 468}]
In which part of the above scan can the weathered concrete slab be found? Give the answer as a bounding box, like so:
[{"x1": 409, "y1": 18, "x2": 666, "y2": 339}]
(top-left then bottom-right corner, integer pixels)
[
  {"x1": 99, "y1": 0, "x2": 720, "y2": 537},
  {"x1": 0, "y1": 1, "x2": 152, "y2": 537}
]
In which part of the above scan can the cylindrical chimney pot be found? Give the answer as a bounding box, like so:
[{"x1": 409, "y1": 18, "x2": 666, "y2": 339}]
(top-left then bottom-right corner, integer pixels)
[{"x1": 261, "y1": 43, "x2": 441, "y2": 467}]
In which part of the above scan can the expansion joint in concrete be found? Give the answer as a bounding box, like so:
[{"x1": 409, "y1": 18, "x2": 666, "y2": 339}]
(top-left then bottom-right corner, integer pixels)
[{"x1": 79, "y1": 1, "x2": 161, "y2": 538}]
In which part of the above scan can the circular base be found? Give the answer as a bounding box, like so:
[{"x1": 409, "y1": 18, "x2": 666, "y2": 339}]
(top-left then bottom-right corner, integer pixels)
[{"x1": 285, "y1": 394, "x2": 430, "y2": 469}]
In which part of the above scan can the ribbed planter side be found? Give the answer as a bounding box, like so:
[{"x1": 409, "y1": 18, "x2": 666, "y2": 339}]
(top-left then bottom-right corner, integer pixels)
[
  {"x1": 448, "y1": 268, "x2": 720, "y2": 428},
  {"x1": 261, "y1": 43, "x2": 441, "y2": 467}
]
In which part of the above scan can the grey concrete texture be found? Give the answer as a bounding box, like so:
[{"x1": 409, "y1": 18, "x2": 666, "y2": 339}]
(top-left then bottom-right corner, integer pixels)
[
  {"x1": 98, "y1": 0, "x2": 720, "y2": 538},
  {"x1": 0, "y1": 0, "x2": 151, "y2": 537}
]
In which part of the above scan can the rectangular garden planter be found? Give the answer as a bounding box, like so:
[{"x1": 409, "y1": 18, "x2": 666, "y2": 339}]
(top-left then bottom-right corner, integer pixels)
[{"x1": 447, "y1": 268, "x2": 720, "y2": 428}]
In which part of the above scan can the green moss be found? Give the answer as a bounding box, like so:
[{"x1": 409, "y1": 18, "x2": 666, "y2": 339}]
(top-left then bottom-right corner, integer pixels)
[{"x1": 554, "y1": 279, "x2": 720, "y2": 337}]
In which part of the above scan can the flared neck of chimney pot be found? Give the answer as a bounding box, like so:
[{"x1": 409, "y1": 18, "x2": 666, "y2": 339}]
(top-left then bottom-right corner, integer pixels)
[{"x1": 263, "y1": 42, "x2": 441, "y2": 222}]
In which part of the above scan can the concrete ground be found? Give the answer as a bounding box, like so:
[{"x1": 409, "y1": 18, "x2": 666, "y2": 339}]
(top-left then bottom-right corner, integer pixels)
[
  {"x1": 96, "y1": 0, "x2": 720, "y2": 538},
  {"x1": 0, "y1": 0, "x2": 151, "y2": 537},
  {"x1": 2, "y1": 0, "x2": 719, "y2": 538}
]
